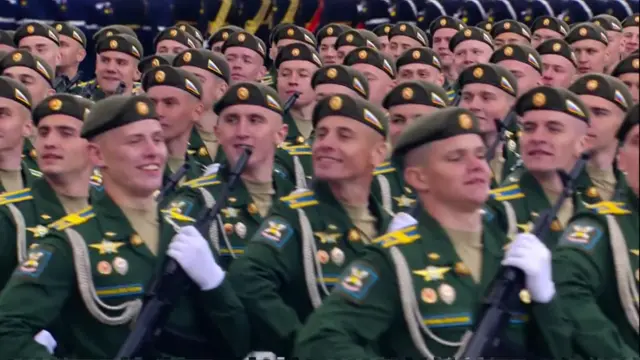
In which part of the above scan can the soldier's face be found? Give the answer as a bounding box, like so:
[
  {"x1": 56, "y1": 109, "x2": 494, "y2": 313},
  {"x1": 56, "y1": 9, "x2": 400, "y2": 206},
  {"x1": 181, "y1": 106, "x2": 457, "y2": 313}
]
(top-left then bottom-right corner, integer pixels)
[
  {"x1": 211, "y1": 41, "x2": 224, "y2": 53},
  {"x1": 432, "y1": 28, "x2": 457, "y2": 66},
  {"x1": 35, "y1": 115, "x2": 89, "y2": 176},
  {"x1": 571, "y1": 39, "x2": 609, "y2": 74},
  {"x1": 541, "y1": 54, "x2": 577, "y2": 88},
  {"x1": 460, "y1": 84, "x2": 513, "y2": 134},
  {"x1": 2, "y1": 66, "x2": 54, "y2": 105},
  {"x1": 388, "y1": 35, "x2": 423, "y2": 59},
  {"x1": 215, "y1": 104, "x2": 287, "y2": 170},
  {"x1": 90, "y1": 119, "x2": 167, "y2": 197},
  {"x1": 519, "y1": 110, "x2": 587, "y2": 173},
  {"x1": 452, "y1": 41, "x2": 493, "y2": 75},
  {"x1": 619, "y1": 72, "x2": 640, "y2": 104},
  {"x1": 377, "y1": 36, "x2": 389, "y2": 55},
  {"x1": 18, "y1": 36, "x2": 60, "y2": 69},
  {"x1": 95, "y1": 52, "x2": 138, "y2": 92},
  {"x1": 605, "y1": 31, "x2": 622, "y2": 68},
  {"x1": 312, "y1": 116, "x2": 387, "y2": 182},
  {"x1": 350, "y1": 63, "x2": 394, "y2": 106},
  {"x1": 388, "y1": 104, "x2": 439, "y2": 146},
  {"x1": 277, "y1": 60, "x2": 318, "y2": 108},
  {"x1": 496, "y1": 60, "x2": 542, "y2": 96},
  {"x1": 180, "y1": 65, "x2": 228, "y2": 109},
  {"x1": 622, "y1": 26, "x2": 639, "y2": 56},
  {"x1": 618, "y1": 124, "x2": 639, "y2": 196},
  {"x1": 147, "y1": 86, "x2": 201, "y2": 142},
  {"x1": 224, "y1": 47, "x2": 266, "y2": 83},
  {"x1": 531, "y1": 29, "x2": 564, "y2": 49},
  {"x1": 494, "y1": 33, "x2": 530, "y2": 48},
  {"x1": 0, "y1": 98, "x2": 31, "y2": 152},
  {"x1": 397, "y1": 63, "x2": 444, "y2": 86},
  {"x1": 58, "y1": 35, "x2": 85, "y2": 68},
  {"x1": 580, "y1": 95, "x2": 626, "y2": 152},
  {"x1": 336, "y1": 45, "x2": 356, "y2": 63},
  {"x1": 319, "y1": 37, "x2": 339, "y2": 65},
  {"x1": 155, "y1": 39, "x2": 190, "y2": 55},
  {"x1": 314, "y1": 84, "x2": 364, "y2": 101}
]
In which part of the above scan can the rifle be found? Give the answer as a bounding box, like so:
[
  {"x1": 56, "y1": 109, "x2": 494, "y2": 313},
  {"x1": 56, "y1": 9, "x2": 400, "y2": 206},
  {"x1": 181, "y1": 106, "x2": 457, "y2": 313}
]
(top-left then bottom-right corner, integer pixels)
[
  {"x1": 115, "y1": 146, "x2": 253, "y2": 359},
  {"x1": 114, "y1": 81, "x2": 126, "y2": 95},
  {"x1": 460, "y1": 151, "x2": 591, "y2": 358},
  {"x1": 284, "y1": 91, "x2": 301, "y2": 113},
  {"x1": 155, "y1": 163, "x2": 191, "y2": 203},
  {"x1": 485, "y1": 110, "x2": 517, "y2": 164}
]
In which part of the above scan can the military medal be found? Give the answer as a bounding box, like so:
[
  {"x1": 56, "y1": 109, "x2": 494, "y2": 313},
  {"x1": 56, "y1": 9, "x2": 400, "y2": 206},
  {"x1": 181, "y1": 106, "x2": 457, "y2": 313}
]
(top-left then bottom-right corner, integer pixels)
[
  {"x1": 428, "y1": 253, "x2": 440, "y2": 261},
  {"x1": 330, "y1": 248, "x2": 345, "y2": 266},
  {"x1": 97, "y1": 260, "x2": 112, "y2": 275},
  {"x1": 317, "y1": 250, "x2": 329, "y2": 264},
  {"x1": 438, "y1": 283, "x2": 455, "y2": 304},
  {"x1": 113, "y1": 257, "x2": 129, "y2": 275},
  {"x1": 223, "y1": 223, "x2": 234, "y2": 235},
  {"x1": 454, "y1": 262, "x2": 471, "y2": 276},
  {"x1": 247, "y1": 203, "x2": 258, "y2": 215},
  {"x1": 235, "y1": 222, "x2": 247, "y2": 238},
  {"x1": 347, "y1": 229, "x2": 360, "y2": 242},
  {"x1": 421, "y1": 288, "x2": 437, "y2": 304},
  {"x1": 519, "y1": 289, "x2": 531, "y2": 304},
  {"x1": 130, "y1": 234, "x2": 143, "y2": 246}
]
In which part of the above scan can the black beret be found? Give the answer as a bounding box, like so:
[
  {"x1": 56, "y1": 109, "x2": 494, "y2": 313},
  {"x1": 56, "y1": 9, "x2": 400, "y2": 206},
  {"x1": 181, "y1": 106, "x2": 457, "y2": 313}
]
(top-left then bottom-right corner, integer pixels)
[
  {"x1": 383, "y1": 81, "x2": 449, "y2": 109},
  {"x1": 14, "y1": 22, "x2": 59, "y2": 46},
  {"x1": 0, "y1": 75, "x2": 32, "y2": 109},
  {"x1": 477, "y1": 20, "x2": 494, "y2": 33},
  {"x1": 316, "y1": 23, "x2": 349, "y2": 44},
  {"x1": 396, "y1": 47, "x2": 442, "y2": 71},
  {"x1": 312, "y1": 94, "x2": 388, "y2": 136},
  {"x1": 388, "y1": 22, "x2": 429, "y2": 47},
  {"x1": 142, "y1": 65, "x2": 203, "y2": 99},
  {"x1": 359, "y1": 30, "x2": 383, "y2": 49},
  {"x1": 214, "y1": 82, "x2": 283, "y2": 115},
  {"x1": 449, "y1": 26, "x2": 494, "y2": 52},
  {"x1": 536, "y1": 39, "x2": 578, "y2": 68},
  {"x1": 0, "y1": 30, "x2": 15, "y2": 48},
  {"x1": 269, "y1": 23, "x2": 290, "y2": 44},
  {"x1": 96, "y1": 34, "x2": 143, "y2": 60},
  {"x1": 429, "y1": 16, "x2": 466, "y2": 36},
  {"x1": 93, "y1": 25, "x2": 137, "y2": 43},
  {"x1": 592, "y1": 14, "x2": 623, "y2": 32},
  {"x1": 611, "y1": 53, "x2": 640, "y2": 77},
  {"x1": 208, "y1": 25, "x2": 244, "y2": 47},
  {"x1": 52, "y1": 22, "x2": 87, "y2": 47},
  {"x1": 531, "y1": 16, "x2": 570, "y2": 37},
  {"x1": 491, "y1": 20, "x2": 532, "y2": 41},
  {"x1": 81, "y1": 95, "x2": 158, "y2": 139},
  {"x1": 490, "y1": 44, "x2": 543, "y2": 74},
  {"x1": 622, "y1": 14, "x2": 640, "y2": 29},
  {"x1": 516, "y1": 86, "x2": 589, "y2": 123},
  {"x1": 569, "y1": 74, "x2": 634, "y2": 111},
  {"x1": 335, "y1": 29, "x2": 379, "y2": 50},
  {"x1": 153, "y1": 27, "x2": 198, "y2": 49},
  {"x1": 175, "y1": 23, "x2": 204, "y2": 45},
  {"x1": 32, "y1": 94, "x2": 94, "y2": 126},
  {"x1": 275, "y1": 43, "x2": 323, "y2": 69},
  {"x1": 372, "y1": 24, "x2": 392, "y2": 37},
  {"x1": 458, "y1": 63, "x2": 518, "y2": 97},
  {"x1": 343, "y1": 47, "x2": 395, "y2": 78},
  {"x1": 273, "y1": 24, "x2": 317, "y2": 47},
  {"x1": 393, "y1": 107, "x2": 481, "y2": 157},
  {"x1": 138, "y1": 54, "x2": 175, "y2": 75},
  {"x1": 565, "y1": 23, "x2": 609, "y2": 46},
  {"x1": 174, "y1": 49, "x2": 231, "y2": 83},
  {"x1": 0, "y1": 49, "x2": 54, "y2": 86},
  {"x1": 222, "y1": 31, "x2": 267, "y2": 59},
  {"x1": 617, "y1": 103, "x2": 639, "y2": 141},
  {"x1": 311, "y1": 65, "x2": 369, "y2": 99}
]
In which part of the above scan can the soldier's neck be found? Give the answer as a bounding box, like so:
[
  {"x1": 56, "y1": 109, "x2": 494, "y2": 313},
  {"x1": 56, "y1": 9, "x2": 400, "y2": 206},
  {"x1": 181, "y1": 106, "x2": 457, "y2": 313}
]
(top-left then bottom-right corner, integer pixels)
[
  {"x1": 443, "y1": 65, "x2": 457, "y2": 85},
  {"x1": 422, "y1": 197, "x2": 483, "y2": 232},
  {"x1": 45, "y1": 170, "x2": 91, "y2": 198},
  {"x1": 57, "y1": 65, "x2": 79, "y2": 80},
  {"x1": 531, "y1": 170, "x2": 564, "y2": 194},
  {"x1": 104, "y1": 180, "x2": 156, "y2": 211},
  {"x1": 290, "y1": 103, "x2": 315, "y2": 122},
  {"x1": 196, "y1": 110, "x2": 217, "y2": 134},
  {"x1": 328, "y1": 177, "x2": 372, "y2": 207},
  {"x1": 240, "y1": 156, "x2": 275, "y2": 184},
  {"x1": 165, "y1": 129, "x2": 192, "y2": 160},
  {"x1": 0, "y1": 145, "x2": 23, "y2": 171},
  {"x1": 482, "y1": 131, "x2": 499, "y2": 150},
  {"x1": 588, "y1": 143, "x2": 617, "y2": 173}
]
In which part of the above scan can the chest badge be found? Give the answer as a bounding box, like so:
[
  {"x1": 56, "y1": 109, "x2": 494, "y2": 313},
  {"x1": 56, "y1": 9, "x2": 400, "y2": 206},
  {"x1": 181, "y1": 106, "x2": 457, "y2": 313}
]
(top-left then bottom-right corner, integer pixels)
[
  {"x1": 421, "y1": 287, "x2": 438, "y2": 304},
  {"x1": 438, "y1": 283, "x2": 456, "y2": 304},
  {"x1": 27, "y1": 225, "x2": 49, "y2": 238},
  {"x1": 393, "y1": 195, "x2": 415, "y2": 208},
  {"x1": 413, "y1": 266, "x2": 451, "y2": 281},
  {"x1": 113, "y1": 257, "x2": 129, "y2": 275},
  {"x1": 314, "y1": 231, "x2": 341, "y2": 244},
  {"x1": 90, "y1": 239, "x2": 126, "y2": 255}
]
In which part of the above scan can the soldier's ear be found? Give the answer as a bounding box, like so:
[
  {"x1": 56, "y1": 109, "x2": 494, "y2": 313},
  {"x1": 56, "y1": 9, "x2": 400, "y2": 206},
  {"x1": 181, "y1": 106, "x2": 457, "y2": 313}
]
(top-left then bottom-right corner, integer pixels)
[
  {"x1": 215, "y1": 81, "x2": 229, "y2": 100},
  {"x1": 21, "y1": 115, "x2": 33, "y2": 138},
  {"x1": 370, "y1": 139, "x2": 388, "y2": 168},
  {"x1": 258, "y1": 65, "x2": 267, "y2": 80},
  {"x1": 134, "y1": 68, "x2": 142, "y2": 82},
  {"x1": 88, "y1": 142, "x2": 105, "y2": 168},
  {"x1": 404, "y1": 165, "x2": 430, "y2": 192},
  {"x1": 191, "y1": 101, "x2": 205, "y2": 122},
  {"x1": 275, "y1": 122, "x2": 288, "y2": 145},
  {"x1": 76, "y1": 47, "x2": 87, "y2": 63},
  {"x1": 46, "y1": 87, "x2": 56, "y2": 97},
  {"x1": 437, "y1": 72, "x2": 445, "y2": 87}
]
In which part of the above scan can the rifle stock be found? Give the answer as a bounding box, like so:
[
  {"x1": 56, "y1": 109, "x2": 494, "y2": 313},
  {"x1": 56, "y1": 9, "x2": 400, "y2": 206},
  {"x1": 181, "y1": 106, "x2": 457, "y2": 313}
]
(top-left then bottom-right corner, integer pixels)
[
  {"x1": 283, "y1": 92, "x2": 300, "y2": 113},
  {"x1": 486, "y1": 110, "x2": 517, "y2": 164}
]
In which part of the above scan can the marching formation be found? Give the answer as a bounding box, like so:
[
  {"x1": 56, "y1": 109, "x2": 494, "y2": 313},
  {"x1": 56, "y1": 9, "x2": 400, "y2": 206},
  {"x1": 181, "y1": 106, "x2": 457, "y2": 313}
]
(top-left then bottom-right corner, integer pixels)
[{"x1": 0, "y1": 2, "x2": 638, "y2": 359}]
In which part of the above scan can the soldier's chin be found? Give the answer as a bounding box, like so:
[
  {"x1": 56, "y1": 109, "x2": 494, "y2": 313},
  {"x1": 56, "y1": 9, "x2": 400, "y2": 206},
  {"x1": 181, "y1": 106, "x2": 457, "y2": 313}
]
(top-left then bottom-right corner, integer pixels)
[{"x1": 97, "y1": 78, "x2": 121, "y2": 92}]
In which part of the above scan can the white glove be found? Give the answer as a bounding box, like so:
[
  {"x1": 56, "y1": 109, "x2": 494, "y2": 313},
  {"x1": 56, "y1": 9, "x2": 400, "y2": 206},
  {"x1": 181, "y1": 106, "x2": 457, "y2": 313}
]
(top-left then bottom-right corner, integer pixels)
[
  {"x1": 167, "y1": 226, "x2": 225, "y2": 291},
  {"x1": 502, "y1": 233, "x2": 555, "y2": 303},
  {"x1": 387, "y1": 212, "x2": 418, "y2": 232},
  {"x1": 34, "y1": 330, "x2": 57, "y2": 354}
]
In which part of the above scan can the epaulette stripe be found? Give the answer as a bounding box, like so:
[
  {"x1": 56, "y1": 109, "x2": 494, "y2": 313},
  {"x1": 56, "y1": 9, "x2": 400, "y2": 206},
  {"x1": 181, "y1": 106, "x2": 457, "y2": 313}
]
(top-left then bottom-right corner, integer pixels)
[
  {"x1": 289, "y1": 200, "x2": 319, "y2": 209},
  {"x1": 373, "y1": 226, "x2": 420, "y2": 248},
  {"x1": 161, "y1": 209, "x2": 196, "y2": 222},
  {"x1": 182, "y1": 174, "x2": 219, "y2": 188},
  {"x1": 50, "y1": 207, "x2": 95, "y2": 231},
  {"x1": 489, "y1": 184, "x2": 519, "y2": 194},
  {"x1": 493, "y1": 193, "x2": 526, "y2": 202},
  {"x1": 373, "y1": 167, "x2": 395, "y2": 175},
  {"x1": 29, "y1": 169, "x2": 43, "y2": 177},
  {"x1": 0, "y1": 189, "x2": 33, "y2": 206},
  {"x1": 280, "y1": 190, "x2": 314, "y2": 201},
  {"x1": 282, "y1": 145, "x2": 312, "y2": 150},
  {"x1": 287, "y1": 151, "x2": 312, "y2": 156},
  {"x1": 585, "y1": 201, "x2": 632, "y2": 215}
]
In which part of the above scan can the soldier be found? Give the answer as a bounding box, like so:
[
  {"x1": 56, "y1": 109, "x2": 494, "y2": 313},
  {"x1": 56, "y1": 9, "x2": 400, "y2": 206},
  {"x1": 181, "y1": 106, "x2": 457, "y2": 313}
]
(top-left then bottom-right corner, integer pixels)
[
  {"x1": 566, "y1": 22, "x2": 610, "y2": 75},
  {"x1": 293, "y1": 107, "x2": 564, "y2": 359},
  {"x1": 428, "y1": 15, "x2": 466, "y2": 87},
  {"x1": 0, "y1": 30, "x2": 15, "y2": 53},
  {"x1": 545, "y1": 103, "x2": 638, "y2": 359},
  {"x1": 138, "y1": 54, "x2": 176, "y2": 75},
  {"x1": 13, "y1": 21, "x2": 61, "y2": 71},
  {"x1": 396, "y1": 47, "x2": 445, "y2": 88},
  {"x1": 568, "y1": 74, "x2": 634, "y2": 202},
  {"x1": 0, "y1": 94, "x2": 94, "y2": 290},
  {"x1": 221, "y1": 31, "x2": 268, "y2": 84},
  {"x1": 491, "y1": 19, "x2": 532, "y2": 48},
  {"x1": 611, "y1": 53, "x2": 640, "y2": 103},
  {"x1": 0, "y1": 94, "x2": 250, "y2": 359},
  {"x1": 228, "y1": 94, "x2": 390, "y2": 356},
  {"x1": 490, "y1": 86, "x2": 591, "y2": 248},
  {"x1": 0, "y1": 77, "x2": 41, "y2": 194},
  {"x1": 490, "y1": 44, "x2": 543, "y2": 96},
  {"x1": 530, "y1": 16, "x2": 570, "y2": 48},
  {"x1": 592, "y1": 14, "x2": 624, "y2": 72},
  {"x1": 458, "y1": 63, "x2": 520, "y2": 187},
  {"x1": 173, "y1": 49, "x2": 231, "y2": 166},
  {"x1": 537, "y1": 39, "x2": 578, "y2": 88},
  {"x1": 316, "y1": 23, "x2": 348, "y2": 65},
  {"x1": 153, "y1": 27, "x2": 198, "y2": 55},
  {"x1": 387, "y1": 22, "x2": 429, "y2": 60},
  {"x1": 207, "y1": 25, "x2": 243, "y2": 53},
  {"x1": 267, "y1": 25, "x2": 318, "y2": 89},
  {"x1": 312, "y1": 64, "x2": 369, "y2": 100},
  {"x1": 343, "y1": 47, "x2": 395, "y2": 107},
  {"x1": 621, "y1": 13, "x2": 639, "y2": 57},
  {"x1": 162, "y1": 82, "x2": 295, "y2": 269},
  {"x1": 51, "y1": 22, "x2": 87, "y2": 93},
  {"x1": 449, "y1": 27, "x2": 495, "y2": 87},
  {"x1": 372, "y1": 24, "x2": 392, "y2": 56},
  {"x1": 334, "y1": 29, "x2": 380, "y2": 63}
]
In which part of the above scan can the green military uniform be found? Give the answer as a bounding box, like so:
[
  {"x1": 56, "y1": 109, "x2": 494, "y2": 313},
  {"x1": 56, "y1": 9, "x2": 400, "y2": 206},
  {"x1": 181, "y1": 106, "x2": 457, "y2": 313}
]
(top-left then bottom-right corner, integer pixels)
[
  {"x1": 293, "y1": 107, "x2": 570, "y2": 359},
  {"x1": 0, "y1": 94, "x2": 250, "y2": 359},
  {"x1": 51, "y1": 22, "x2": 87, "y2": 93},
  {"x1": 545, "y1": 105, "x2": 639, "y2": 358},
  {"x1": 228, "y1": 94, "x2": 392, "y2": 356}
]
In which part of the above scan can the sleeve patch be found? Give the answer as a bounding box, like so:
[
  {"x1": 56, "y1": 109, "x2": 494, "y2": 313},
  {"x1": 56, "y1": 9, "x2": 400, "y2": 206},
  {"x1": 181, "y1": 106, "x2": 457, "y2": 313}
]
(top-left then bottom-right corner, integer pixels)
[
  {"x1": 252, "y1": 217, "x2": 293, "y2": 249},
  {"x1": 15, "y1": 249, "x2": 53, "y2": 278},
  {"x1": 334, "y1": 261, "x2": 379, "y2": 302},
  {"x1": 558, "y1": 220, "x2": 604, "y2": 251}
]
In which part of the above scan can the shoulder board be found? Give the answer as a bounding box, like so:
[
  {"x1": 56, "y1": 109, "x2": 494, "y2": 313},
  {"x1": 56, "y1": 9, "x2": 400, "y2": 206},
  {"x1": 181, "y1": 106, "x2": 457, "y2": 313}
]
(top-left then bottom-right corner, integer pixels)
[
  {"x1": 280, "y1": 144, "x2": 312, "y2": 156},
  {"x1": 280, "y1": 189, "x2": 318, "y2": 209},
  {"x1": 373, "y1": 161, "x2": 395, "y2": 175},
  {"x1": 0, "y1": 188, "x2": 33, "y2": 206},
  {"x1": 182, "y1": 174, "x2": 220, "y2": 189},
  {"x1": 446, "y1": 89, "x2": 456, "y2": 102},
  {"x1": 90, "y1": 172, "x2": 103, "y2": 186},
  {"x1": 489, "y1": 184, "x2": 525, "y2": 201},
  {"x1": 49, "y1": 206, "x2": 95, "y2": 231},
  {"x1": 584, "y1": 201, "x2": 632, "y2": 215},
  {"x1": 75, "y1": 79, "x2": 95, "y2": 88},
  {"x1": 160, "y1": 207, "x2": 196, "y2": 224},
  {"x1": 372, "y1": 225, "x2": 420, "y2": 248},
  {"x1": 202, "y1": 163, "x2": 220, "y2": 177},
  {"x1": 29, "y1": 168, "x2": 43, "y2": 178}
]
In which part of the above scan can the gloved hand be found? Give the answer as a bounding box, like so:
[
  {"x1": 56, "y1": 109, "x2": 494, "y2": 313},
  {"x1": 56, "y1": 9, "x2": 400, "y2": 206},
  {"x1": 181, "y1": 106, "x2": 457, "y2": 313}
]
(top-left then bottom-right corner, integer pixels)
[
  {"x1": 167, "y1": 226, "x2": 225, "y2": 291},
  {"x1": 502, "y1": 233, "x2": 555, "y2": 303},
  {"x1": 387, "y1": 212, "x2": 418, "y2": 232},
  {"x1": 34, "y1": 330, "x2": 57, "y2": 354}
]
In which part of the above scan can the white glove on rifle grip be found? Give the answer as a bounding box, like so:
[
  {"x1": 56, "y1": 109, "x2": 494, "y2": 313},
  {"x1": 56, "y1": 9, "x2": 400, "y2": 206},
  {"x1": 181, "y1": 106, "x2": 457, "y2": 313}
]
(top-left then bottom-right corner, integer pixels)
[
  {"x1": 34, "y1": 330, "x2": 57, "y2": 354},
  {"x1": 167, "y1": 226, "x2": 225, "y2": 291},
  {"x1": 502, "y1": 233, "x2": 556, "y2": 303},
  {"x1": 387, "y1": 212, "x2": 418, "y2": 232}
]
